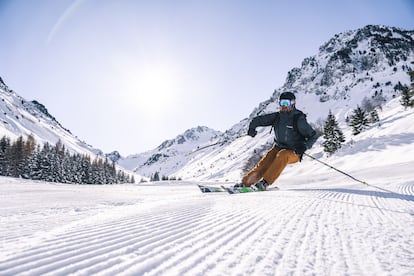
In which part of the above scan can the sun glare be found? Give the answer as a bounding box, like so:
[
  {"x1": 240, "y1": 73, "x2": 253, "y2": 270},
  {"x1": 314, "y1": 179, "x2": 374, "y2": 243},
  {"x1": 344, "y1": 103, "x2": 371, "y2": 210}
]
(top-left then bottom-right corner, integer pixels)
[{"x1": 123, "y1": 63, "x2": 183, "y2": 114}]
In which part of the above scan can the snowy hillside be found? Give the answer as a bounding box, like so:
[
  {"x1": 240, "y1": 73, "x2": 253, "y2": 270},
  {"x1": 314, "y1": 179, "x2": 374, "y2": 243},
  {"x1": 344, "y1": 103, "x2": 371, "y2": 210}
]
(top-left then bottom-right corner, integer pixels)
[
  {"x1": 178, "y1": 97, "x2": 414, "y2": 181},
  {"x1": 119, "y1": 126, "x2": 222, "y2": 178},
  {"x1": 0, "y1": 77, "x2": 101, "y2": 157}
]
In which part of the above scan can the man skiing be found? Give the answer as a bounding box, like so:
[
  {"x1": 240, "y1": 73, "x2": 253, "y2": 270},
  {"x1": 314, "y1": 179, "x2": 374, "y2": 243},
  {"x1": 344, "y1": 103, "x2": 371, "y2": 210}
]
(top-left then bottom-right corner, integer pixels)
[{"x1": 237, "y1": 92, "x2": 318, "y2": 191}]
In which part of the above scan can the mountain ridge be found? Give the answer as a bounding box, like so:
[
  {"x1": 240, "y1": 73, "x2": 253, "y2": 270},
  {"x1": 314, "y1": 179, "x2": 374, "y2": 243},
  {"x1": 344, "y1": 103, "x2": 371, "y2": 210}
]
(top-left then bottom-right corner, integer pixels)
[
  {"x1": 0, "y1": 79, "x2": 101, "y2": 157},
  {"x1": 118, "y1": 125, "x2": 222, "y2": 178}
]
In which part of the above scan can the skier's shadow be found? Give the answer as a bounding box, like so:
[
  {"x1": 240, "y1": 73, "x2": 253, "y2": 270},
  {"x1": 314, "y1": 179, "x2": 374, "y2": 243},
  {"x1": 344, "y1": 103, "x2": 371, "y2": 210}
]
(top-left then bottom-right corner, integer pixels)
[
  {"x1": 292, "y1": 187, "x2": 414, "y2": 202},
  {"x1": 290, "y1": 184, "x2": 414, "y2": 215}
]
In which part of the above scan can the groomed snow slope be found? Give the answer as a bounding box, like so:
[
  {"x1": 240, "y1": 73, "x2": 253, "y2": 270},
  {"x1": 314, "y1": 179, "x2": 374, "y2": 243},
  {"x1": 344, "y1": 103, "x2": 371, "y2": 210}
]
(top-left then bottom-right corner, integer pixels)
[{"x1": 0, "y1": 167, "x2": 413, "y2": 275}]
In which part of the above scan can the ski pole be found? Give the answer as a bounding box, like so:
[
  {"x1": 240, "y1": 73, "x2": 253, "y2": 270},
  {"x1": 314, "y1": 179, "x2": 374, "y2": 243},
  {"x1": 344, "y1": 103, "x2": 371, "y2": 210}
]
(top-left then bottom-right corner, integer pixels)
[
  {"x1": 304, "y1": 153, "x2": 368, "y2": 185},
  {"x1": 188, "y1": 134, "x2": 248, "y2": 155},
  {"x1": 187, "y1": 141, "x2": 222, "y2": 155}
]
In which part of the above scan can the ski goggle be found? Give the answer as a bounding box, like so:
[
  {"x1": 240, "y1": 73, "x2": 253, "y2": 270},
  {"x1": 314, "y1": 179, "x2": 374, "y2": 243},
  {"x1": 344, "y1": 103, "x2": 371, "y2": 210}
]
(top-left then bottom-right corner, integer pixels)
[{"x1": 279, "y1": 99, "x2": 294, "y2": 107}]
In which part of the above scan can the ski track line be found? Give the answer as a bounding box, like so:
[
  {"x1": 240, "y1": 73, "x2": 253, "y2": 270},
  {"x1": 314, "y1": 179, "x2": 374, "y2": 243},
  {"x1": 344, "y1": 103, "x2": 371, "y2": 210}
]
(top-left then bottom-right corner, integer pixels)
[
  {"x1": 0, "y1": 201, "x2": 216, "y2": 275},
  {"x1": 296, "y1": 186, "x2": 414, "y2": 275},
  {"x1": 157, "y1": 195, "x2": 288, "y2": 276},
  {"x1": 273, "y1": 192, "x2": 337, "y2": 275},
  {"x1": 1, "y1": 207, "x2": 194, "y2": 264},
  {"x1": 270, "y1": 187, "x2": 414, "y2": 275},
  {"x1": 47, "y1": 206, "x2": 239, "y2": 275},
  {"x1": 176, "y1": 196, "x2": 292, "y2": 276},
  {"x1": 124, "y1": 206, "x2": 265, "y2": 275},
  {"x1": 396, "y1": 182, "x2": 414, "y2": 212},
  {"x1": 362, "y1": 184, "x2": 414, "y2": 273},
  {"x1": 88, "y1": 204, "x2": 251, "y2": 275},
  {"x1": 1, "y1": 193, "x2": 282, "y2": 276}
]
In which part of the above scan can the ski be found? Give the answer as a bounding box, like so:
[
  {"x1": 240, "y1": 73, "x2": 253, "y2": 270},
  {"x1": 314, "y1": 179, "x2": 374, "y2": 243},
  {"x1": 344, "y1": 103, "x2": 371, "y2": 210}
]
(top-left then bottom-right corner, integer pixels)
[
  {"x1": 198, "y1": 184, "x2": 279, "y2": 194},
  {"x1": 221, "y1": 185, "x2": 255, "y2": 194},
  {"x1": 221, "y1": 185, "x2": 279, "y2": 194},
  {"x1": 198, "y1": 184, "x2": 226, "y2": 193}
]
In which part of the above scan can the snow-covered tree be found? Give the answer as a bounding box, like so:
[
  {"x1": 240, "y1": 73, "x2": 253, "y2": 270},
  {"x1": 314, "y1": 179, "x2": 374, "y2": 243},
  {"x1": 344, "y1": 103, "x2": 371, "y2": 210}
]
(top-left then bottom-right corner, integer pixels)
[
  {"x1": 369, "y1": 109, "x2": 380, "y2": 124},
  {"x1": 400, "y1": 71, "x2": 414, "y2": 108},
  {"x1": 322, "y1": 111, "x2": 345, "y2": 155},
  {"x1": 0, "y1": 136, "x2": 10, "y2": 175},
  {"x1": 349, "y1": 106, "x2": 370, "y2": 135},
  {"x1": 400, "y1": 85, "x2": 414, "y2": 108}
]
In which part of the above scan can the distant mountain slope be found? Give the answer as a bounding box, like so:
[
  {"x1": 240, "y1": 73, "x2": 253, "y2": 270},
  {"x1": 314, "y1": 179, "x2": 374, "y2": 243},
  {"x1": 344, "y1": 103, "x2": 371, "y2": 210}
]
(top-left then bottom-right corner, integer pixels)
[
  {"x1": 0, "y1": 77, "x2": 102, "y2": 157},
  {"x1": 129, "y1": 25, "x2": 414, "y2": 180},
  {"x1": 118, "y1": 126, "x2": 222, "y2": 178}
]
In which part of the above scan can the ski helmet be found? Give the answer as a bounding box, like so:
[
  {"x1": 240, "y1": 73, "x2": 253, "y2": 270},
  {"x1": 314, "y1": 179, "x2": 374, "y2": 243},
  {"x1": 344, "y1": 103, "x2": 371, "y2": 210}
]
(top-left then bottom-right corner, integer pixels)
[{"x1": 279, "y1": 92, "x2": 296, "y2": 100}]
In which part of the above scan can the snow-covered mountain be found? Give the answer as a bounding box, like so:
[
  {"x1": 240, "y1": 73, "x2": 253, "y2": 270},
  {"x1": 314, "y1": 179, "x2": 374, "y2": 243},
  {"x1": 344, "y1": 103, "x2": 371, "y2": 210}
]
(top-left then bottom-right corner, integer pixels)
[
  {"x1": 128, "y1": 25, "x2": 414, "y2": 180},
  {"x1": 119, "y1": 126, "x2": 222, "y2": 178},
  {"x1": 0, "y1": 77, "x2": 103, "y2": 157},
  {"x1": 0, "y1": 78, "x2": 143, "y2": 181}
]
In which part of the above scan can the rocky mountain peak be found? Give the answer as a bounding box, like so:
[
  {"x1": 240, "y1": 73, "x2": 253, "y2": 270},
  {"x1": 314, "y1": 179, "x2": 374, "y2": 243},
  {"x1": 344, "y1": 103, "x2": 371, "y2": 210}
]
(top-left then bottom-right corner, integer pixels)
[
  {"x1": 274, "y1": 25, "x2": 414, "y2": 105},
  {"x1": 157, "y1": 126, "x2": 220, "y2": 151}
]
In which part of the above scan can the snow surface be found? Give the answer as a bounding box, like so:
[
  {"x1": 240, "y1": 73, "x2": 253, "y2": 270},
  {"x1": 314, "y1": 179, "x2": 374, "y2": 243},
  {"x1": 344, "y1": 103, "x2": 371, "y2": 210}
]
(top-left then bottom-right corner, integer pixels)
[{"x1": 1, "y1": 156, "x2": 414, "y2": 275}]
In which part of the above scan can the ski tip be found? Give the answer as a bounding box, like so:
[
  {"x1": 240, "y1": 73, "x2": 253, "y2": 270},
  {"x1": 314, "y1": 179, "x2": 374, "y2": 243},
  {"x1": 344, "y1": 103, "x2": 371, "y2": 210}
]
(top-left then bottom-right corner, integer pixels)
[{"x1": 198, "y1": 184, "x2": 227, "y2": 193}]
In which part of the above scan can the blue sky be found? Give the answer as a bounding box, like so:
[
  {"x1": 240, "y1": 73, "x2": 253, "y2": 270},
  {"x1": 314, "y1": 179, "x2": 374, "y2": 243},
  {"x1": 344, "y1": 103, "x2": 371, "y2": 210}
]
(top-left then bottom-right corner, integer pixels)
[{"x1": 0, "y1": 0, "x2": 413, "y2": 155}]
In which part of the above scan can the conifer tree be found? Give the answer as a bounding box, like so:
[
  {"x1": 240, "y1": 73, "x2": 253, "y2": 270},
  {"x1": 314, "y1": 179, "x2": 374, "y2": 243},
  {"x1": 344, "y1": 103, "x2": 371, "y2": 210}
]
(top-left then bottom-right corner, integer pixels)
[
  {"x1": 322, "y1": 111, "x2": 345, "y2": 155},
  {"x1": 369, "y1": 109, "x2": 380, "y2": 124},
  {"x1": 28, "y1": 145, "x2": 42, "y2": 180},
  {"x1": 0, "y1": 136, "x2": 10, "y2": 175},
  {"x1": 8, "y1": 136, "x2": 25, "y2": 177},
  {"x1": 151, "y1": 171, "x2": 160, "y2": 182},
  {"x1": 400, "y1": 86, "x2": 414, "y2": 108},
  {"x1": 400, "y1": 71, "x2": 414, "y2": 108},
  {"x1": 349, "y1": 106, "x2": 370, "y2": 135}
]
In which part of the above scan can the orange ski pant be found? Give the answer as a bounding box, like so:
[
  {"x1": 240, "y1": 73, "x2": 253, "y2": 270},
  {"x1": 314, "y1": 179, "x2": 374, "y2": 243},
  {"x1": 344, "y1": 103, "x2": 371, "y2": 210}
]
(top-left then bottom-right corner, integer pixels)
[{"x1": 242, "y1": 146, "x2": 299, "y2": 186}]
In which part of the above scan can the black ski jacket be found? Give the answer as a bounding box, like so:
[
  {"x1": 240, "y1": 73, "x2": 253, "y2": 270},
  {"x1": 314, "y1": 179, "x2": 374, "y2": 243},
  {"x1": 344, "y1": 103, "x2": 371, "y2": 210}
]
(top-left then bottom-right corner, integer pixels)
[{"x1": 248, "y1": 108, "x2": 317, "y2": 151}]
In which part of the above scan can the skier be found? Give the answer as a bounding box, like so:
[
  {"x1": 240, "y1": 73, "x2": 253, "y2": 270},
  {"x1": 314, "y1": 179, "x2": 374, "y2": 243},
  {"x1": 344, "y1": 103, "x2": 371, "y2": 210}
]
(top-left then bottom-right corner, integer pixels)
[{"x1": 237, "y1": 92, "x2": 318, "y2": 191}]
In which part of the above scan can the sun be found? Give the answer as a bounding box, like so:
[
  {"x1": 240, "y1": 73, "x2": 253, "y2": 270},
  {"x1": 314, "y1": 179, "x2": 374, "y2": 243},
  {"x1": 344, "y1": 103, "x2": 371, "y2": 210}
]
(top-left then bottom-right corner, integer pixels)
[{"x1": 122, "y1": 62, "x2": 183, "y2": 114}]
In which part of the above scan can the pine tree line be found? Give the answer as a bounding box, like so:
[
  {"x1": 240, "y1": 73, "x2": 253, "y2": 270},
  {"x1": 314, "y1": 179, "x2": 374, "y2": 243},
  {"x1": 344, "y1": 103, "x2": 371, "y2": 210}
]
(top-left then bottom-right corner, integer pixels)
[
  {"x1": 323, "y1": 103, "x2": 380, "y2": 155},
  {"x1": 149, "y1": 171, "x2": 182, "y2": 182},
  {"x1": 0, "y1": 135, "x2": 135, "y2": 184}
]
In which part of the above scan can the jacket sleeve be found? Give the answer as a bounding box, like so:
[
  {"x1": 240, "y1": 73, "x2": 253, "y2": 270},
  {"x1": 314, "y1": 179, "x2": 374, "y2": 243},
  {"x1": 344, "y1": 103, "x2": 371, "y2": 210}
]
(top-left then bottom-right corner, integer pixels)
[
  {"x1": 249, "y1": 113, "x2": 278, "y2": 130},
  {"x1": 296, "y1": 115, "x2": 318, "y2": 149}
]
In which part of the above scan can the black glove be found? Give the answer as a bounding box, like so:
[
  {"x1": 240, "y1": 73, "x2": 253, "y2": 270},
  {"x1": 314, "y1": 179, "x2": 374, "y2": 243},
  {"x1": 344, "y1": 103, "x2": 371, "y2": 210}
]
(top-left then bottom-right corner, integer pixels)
[
  {"x1": 294, "y1": 144, "x2": 307, "y2": 156},
  {"x1": 247, "y1": 128, "x2": 257, "y2": 137}
]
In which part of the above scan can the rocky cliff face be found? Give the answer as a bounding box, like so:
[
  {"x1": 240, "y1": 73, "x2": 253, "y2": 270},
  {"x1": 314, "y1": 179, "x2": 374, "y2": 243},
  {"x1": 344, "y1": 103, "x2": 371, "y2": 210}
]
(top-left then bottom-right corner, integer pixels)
[{"x1": 285, "y1": 25, "x2": 413, "y2": 92}]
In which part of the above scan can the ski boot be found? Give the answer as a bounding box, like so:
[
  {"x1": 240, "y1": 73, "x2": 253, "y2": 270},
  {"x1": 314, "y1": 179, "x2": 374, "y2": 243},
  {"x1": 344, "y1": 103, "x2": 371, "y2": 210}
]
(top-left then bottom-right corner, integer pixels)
[
  {"x1": 233, "y1": 183, "x2": 246, "y2": 188},
  {"x1": 253, "y1": 179, "x2": 268, "y2": 191}
]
